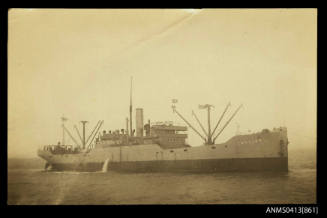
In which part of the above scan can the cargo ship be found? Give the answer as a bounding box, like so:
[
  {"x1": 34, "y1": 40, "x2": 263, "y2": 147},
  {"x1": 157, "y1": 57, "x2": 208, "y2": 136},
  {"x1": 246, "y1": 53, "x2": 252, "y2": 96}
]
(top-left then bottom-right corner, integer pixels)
[{"x1": 37, "y1": 78, "x2": 289, "y2": 172}]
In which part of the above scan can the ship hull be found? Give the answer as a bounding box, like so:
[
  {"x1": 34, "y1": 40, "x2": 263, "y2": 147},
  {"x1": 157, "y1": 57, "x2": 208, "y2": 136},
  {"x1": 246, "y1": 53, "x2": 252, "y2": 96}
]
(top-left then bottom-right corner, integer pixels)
[
  {"x1": 39, "y1": 127, "x2": 289, "y2": 173},
  {"x1": 49, "y1": 157, "x2": 288, "y2": 173}
]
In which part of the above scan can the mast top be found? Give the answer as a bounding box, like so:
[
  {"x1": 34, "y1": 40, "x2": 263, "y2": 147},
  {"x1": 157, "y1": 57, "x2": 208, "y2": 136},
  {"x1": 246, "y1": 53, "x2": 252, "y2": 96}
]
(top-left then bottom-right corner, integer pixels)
[
  {"x1": 61, "y1": 115, "x2": 68, "y2": 122},
  {"x1": 199, "y1": 104, "x2": 214, "y2": 109},
  {"x1": 130, "y1": 76, "x2": 133, "y2": 105}
]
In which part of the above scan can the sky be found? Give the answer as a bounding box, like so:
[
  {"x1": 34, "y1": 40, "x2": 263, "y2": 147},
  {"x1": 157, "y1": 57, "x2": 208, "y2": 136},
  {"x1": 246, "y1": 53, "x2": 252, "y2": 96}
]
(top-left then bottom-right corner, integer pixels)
[{"x1": 8, "y1": 9, "x2": 317, "y2": 158}]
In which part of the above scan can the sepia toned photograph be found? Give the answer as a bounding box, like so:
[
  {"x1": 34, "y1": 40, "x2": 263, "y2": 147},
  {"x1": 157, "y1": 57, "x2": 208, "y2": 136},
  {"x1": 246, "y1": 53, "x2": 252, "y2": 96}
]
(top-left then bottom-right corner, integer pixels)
[{"x1": 8, "y1": 8, "x2": 317, "y2": 205}]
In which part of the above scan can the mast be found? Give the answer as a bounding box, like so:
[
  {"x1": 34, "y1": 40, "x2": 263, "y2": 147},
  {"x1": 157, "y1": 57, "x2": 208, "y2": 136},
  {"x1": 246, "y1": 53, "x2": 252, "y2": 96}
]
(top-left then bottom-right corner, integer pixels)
[
  {"x1": 80, "y1": 121, "x2": 88, "y2": 149},
  {"x1": 126, "y1": 117, "x2": 129, "y2": 136},
  {"x1": 208, "y1": 106, "x2": 212, "y2": 144},
  {"x1": 130, "y1": 77, "x2": 133, "y2": 136},
  {"x1": 61, "y1": 115, "x2": 68, "y2": 145},
  {"x1": 199, "y1": 104, "x2": 214, "y2": 144}
]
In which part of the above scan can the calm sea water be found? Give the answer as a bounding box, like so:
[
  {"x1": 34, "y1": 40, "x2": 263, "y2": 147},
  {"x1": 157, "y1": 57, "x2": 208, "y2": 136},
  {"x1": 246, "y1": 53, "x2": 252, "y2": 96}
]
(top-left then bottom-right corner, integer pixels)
[{"x1": 7, "y1": 148, "x2": 316, "y2": 205}]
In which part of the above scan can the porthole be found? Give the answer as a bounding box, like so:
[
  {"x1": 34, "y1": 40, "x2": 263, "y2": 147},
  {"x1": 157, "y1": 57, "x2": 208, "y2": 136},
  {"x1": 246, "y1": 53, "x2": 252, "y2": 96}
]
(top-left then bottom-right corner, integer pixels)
[
  {"x1": 170, "y1": 150, "x2": 174, "y2": 153},
  {"x1": 184, "y1": 149, "x2": 188, "y2": 152},
  {"x1": 225, "y1": 145, "x2": 228, "y2": 148},
  {"x1": 211, "y1": 146, "x2": 216, "y2": 149}
]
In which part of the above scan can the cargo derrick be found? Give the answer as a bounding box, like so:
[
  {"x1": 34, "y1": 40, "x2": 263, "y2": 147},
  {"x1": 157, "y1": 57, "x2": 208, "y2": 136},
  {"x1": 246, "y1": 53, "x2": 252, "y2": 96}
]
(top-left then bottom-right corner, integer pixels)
[{"x1": 172, "y1": 100, "x2": 242, "y2": 145}]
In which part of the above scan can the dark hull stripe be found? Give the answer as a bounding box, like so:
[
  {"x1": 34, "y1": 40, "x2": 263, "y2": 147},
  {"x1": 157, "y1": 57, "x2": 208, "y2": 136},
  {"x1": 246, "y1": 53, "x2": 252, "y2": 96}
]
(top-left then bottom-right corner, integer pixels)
[{"x1": 50, "y1": 157, "x2": 288, "y2": 172}]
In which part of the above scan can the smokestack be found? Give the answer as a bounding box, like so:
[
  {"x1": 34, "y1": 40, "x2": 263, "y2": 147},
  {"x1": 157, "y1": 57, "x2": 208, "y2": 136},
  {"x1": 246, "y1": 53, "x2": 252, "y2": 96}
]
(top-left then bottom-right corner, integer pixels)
[{"x1": 136, "y1": 108, "x2": 144, "y2": 137}]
